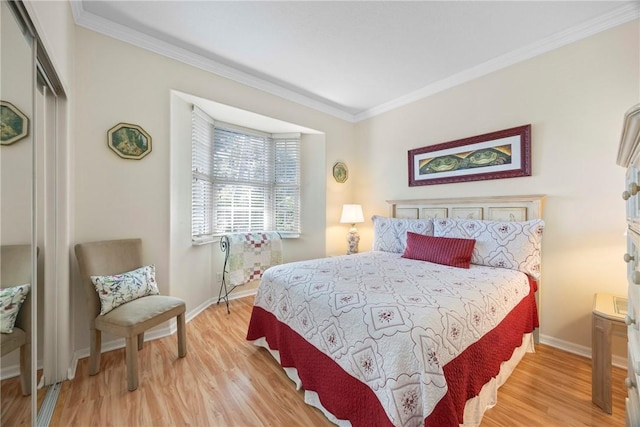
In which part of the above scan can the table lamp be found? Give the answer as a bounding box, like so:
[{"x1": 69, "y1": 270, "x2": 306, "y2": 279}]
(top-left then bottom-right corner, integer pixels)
[{"x1": 340, "y1": 204, "x2": 364, "y2": 255}]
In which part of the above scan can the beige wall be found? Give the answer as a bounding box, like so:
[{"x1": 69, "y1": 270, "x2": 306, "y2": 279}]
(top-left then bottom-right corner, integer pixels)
[
  {"x1": 73, "y1": 27, "x2": 356, "y2": 352},
  {"x1": 354, "y1": 21, "x2": 640, "y2": 358}
]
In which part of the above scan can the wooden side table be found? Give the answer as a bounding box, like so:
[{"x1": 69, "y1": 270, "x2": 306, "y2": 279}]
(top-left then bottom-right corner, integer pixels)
[{"x1": 592, "y1": 293, "x2": 628, "y2": 414}]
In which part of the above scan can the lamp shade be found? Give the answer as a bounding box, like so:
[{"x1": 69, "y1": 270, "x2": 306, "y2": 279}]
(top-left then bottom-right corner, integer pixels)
[{"x1": 340, "y1": 204, "x2": 364, "y2": 224}]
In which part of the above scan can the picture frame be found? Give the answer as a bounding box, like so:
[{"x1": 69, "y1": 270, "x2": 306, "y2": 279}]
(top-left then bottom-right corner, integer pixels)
[
  {"x1": 333, "y1": 161, "x2": 348, "y2": 183},
  {"x1": 107, "y1": 122, "x2": 152, "y2": 160},
  {"x1": 408, "y1": 124, "x2": 531, "y2": 186},
  {"x1": 0, "y1": 100, "x2": 29, "y2": 146}
]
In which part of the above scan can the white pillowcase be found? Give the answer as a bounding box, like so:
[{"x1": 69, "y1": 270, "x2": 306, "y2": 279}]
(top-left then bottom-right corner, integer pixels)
[
  {"x1": 371, "y1": 215, "x2": 434, "y2": 253},
  {"x1": 0, "y1": 284, "x2": 30, "y2": 334},
  {"x1": 434, "y1": 218, "x2": 544, "y2": 279},
  {"x1": 91, "y1": 265, "x2": 159, "y2": 315}
]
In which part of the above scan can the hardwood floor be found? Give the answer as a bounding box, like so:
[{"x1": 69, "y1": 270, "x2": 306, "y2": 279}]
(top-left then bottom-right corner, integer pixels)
[
  {"x1": 1, "y1": 370, "x2": 48, "y2": 426},
  {"x1": 41, "y1": 296, "x2": 626, "y2": 426},
  {"x1": 0, "y1": 378, "x2": 31, "y2": 426}
]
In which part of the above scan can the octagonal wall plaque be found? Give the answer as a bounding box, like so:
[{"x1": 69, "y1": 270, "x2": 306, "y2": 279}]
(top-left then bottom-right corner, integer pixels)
[
  {"x1": 107, "y1": 122, "x2": 152, "y2": 160},
  {"x1": 0, "y1": 100, "x2": 29, "y2": 146},
  {"x1": 333, "y1": 161, "x2": 348, "y2": 183}
]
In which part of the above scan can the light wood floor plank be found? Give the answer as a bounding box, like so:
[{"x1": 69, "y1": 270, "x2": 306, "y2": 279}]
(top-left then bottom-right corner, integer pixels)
[
  {"x1": 0, "y1": 369, "x2": 46, "y2": 426},
  {"x1": 2, "y1": 296, "x2": 626, "y2": 426}
]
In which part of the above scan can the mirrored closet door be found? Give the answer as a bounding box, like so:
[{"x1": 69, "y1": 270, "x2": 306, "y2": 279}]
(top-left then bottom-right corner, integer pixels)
[
  {"x1": 1, "y1": 0, "x2": 67, "y2": 423},
  {"x1": 0, "y1": 0, "x2": 36, "y2": 424}
]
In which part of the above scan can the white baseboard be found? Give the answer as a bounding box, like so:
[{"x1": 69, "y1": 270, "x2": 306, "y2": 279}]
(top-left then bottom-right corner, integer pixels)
[
  {"x1": 66, "y1": 356, "x2": 78, "y2": 381},
  {"x1": 1, "y1": 359, "x2": 43, "y2": 381},
  {"x1": 1, "y1": 365, "x2": 20, "y2": 380},
  {"x1": 539, "y1": 333, "x2": 627, "y2": 369},
  {"x1": 67, "y1": 289, "x2": 257, "y2": 380}
]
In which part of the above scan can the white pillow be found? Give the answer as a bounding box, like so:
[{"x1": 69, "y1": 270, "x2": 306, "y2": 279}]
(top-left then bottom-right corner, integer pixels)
[
  {"x1": 0, "y1": 284, "x2": 30, "y2": 334},
  {"x1": 371, "y1": 215, "x2": 434, "y2": 253},
  {"x1": 434, "y1": 218, "x2": 544, "y2": 279},
  {"x1": 91, "y1": 265, "x2": 159, "y2": 315}
]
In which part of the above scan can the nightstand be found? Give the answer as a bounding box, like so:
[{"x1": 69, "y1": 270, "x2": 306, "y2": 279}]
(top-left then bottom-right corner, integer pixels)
[{"x1": 592, "y1": 293, "x2": 628, "y2": 414}]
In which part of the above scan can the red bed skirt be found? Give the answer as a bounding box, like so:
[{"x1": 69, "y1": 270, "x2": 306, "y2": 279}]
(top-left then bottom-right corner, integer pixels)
[{"x1": 246, "y1": 278, "x2": 539, "y2": 426}]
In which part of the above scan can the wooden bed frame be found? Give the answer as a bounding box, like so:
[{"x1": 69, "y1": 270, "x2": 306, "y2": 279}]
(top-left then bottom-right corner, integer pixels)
[{"x1": 387, "y1": 194, "x2": 546, "y2": 343}]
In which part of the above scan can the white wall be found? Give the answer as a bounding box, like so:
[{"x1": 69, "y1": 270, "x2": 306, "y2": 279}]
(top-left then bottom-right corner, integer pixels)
[
  {"x1": 354, "y1": 21, "x2": 640, "y2": 358},
  {"x1": 73, "y1": 27, "x2": 355, "y2": 352}
]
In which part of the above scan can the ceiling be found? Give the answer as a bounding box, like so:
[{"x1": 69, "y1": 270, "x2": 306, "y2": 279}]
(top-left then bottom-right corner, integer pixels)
[{"x1": 71, "y1": 1, "x2": 639, "y2": 122}]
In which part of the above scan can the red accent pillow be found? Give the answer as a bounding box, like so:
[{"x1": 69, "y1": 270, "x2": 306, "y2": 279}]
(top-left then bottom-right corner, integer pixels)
[{"x1": 402, "y1": 232, "x2": 476, "y2": 268}]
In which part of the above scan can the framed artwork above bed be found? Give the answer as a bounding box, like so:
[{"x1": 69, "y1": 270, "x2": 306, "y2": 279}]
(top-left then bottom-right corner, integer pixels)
[{"x1": 408, "y1": 124, "x2": 532, "y2": 186}]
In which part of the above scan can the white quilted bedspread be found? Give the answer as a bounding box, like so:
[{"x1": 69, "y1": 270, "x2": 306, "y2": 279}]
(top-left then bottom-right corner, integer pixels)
[{"x1": 253, "y1": 251, "x2": 531, "y2": 426}]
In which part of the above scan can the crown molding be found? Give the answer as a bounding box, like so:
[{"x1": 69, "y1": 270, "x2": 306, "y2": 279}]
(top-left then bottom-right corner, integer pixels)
[
  {"x1": 71, "y1": 2, "x2": 639, "y2": 124},
  {"x1": 354, "y1": 2, "x2": 640, "y2": 122},
  {"x1": 70, "y1": 1, "x2": 356, "y2": 123}
]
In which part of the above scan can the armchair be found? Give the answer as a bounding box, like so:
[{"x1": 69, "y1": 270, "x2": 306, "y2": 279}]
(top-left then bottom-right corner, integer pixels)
[{"x1": 74, "y1": 238, "x2": 186, "y2": 391}]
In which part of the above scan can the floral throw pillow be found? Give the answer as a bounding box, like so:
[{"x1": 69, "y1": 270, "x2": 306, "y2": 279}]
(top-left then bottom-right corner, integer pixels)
[
  {"x1": 371, "y1": 215, "x2": 434, "y2": 253},
  {"x1": 91, "y1": 265, "x2": 159, "y2": 315},
  {"x1": 0, "y1": 284, "x2": 30, "y2": 334},
  {"x1": 434, "y1": 218, "x2": 544, "y2": 278}
]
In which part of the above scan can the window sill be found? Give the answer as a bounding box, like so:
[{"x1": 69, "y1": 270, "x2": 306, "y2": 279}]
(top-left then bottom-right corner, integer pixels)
[
  {"x1": 279, "y1": 232, "x2": 300, "y2": 239},
  {"x1": 192, "y1": 232, "x2": 300, "y2": 245},
  {"x1": 192, "y1": 236, "x2": 218, "y2": 246}
]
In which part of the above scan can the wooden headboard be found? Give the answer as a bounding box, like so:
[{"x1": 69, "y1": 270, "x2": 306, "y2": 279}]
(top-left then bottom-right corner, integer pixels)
[{"x1": 387, "y1": 194, "x2": 545, "y2": 221}]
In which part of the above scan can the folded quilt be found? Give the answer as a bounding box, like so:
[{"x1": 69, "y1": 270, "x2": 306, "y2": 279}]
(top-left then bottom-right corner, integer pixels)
[{"x1": 226, "y1": 232, "x2": 283, "y2": 286}]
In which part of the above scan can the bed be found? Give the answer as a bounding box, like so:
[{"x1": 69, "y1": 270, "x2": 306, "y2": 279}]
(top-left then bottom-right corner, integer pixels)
[{"x1": 246, "y1": 195, "x2": 545, "y2": 427}]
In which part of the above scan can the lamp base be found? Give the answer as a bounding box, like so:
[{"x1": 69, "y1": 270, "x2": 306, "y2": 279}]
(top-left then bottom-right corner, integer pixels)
[{"x1": 346, "y1": 225, "x2": 360, "y2": 255}]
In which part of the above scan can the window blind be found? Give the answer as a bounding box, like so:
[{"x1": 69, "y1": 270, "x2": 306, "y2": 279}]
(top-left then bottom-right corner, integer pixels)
[
  {"x1": 212, "y1": 126, "x2": 273, "y2": 233},
  {"x1": 274, "y1": 135, "x2": 300, "y2": 233},
  {"x1": 191, "y1": 106, "x2": 301, "y2": 241},
  {"x1": 191, "y1": 107, "x2": 215, "y2": 239}
]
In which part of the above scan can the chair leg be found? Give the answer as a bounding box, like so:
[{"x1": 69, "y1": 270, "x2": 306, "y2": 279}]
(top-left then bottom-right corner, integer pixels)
[
  {"x1": 137, "y1": 333, "x2": 144, "y2": 351},
  {"x1": 19, "y1": 343, "x2": 31, "y2": 396},
  {"x1": 177, "y1": 312, "x2": 187, "y2": 358},
  {"x1": 125, "y1": 336, "x2": 139, "y2": 391},
  {"x1": 89, "y1": 329, "x2": 102, "y2": 376}
]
